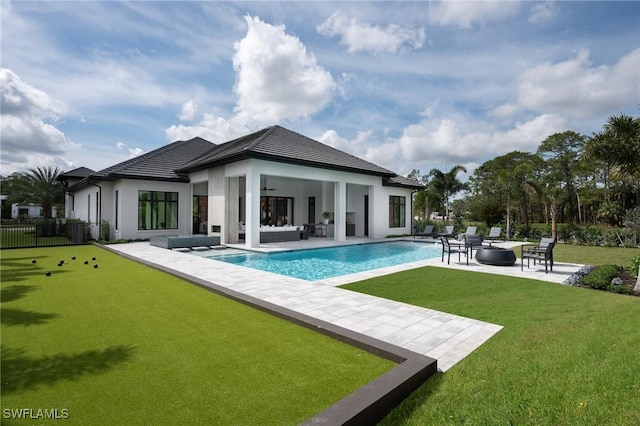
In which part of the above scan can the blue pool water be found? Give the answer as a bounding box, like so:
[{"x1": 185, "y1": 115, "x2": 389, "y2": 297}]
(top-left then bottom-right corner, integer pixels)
[{"x1": 209, "y1": 241, "x2": 440, "y2": 281}]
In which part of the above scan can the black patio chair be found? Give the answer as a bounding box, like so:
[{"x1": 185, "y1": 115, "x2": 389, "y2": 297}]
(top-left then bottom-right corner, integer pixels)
[
  {"x1": 464, "y1": 234, "x2": 487, "y2": 258},
  {"x1": 439, "y1": 236, "x2": 468, "y2": 265},
  {"x1": 521, "y1": 237, "x2": 556, "y2": 273}
]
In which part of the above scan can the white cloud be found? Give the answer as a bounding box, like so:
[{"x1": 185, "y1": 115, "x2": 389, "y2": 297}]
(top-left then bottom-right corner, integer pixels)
[
  {"x1": 509, "y1": 48, "x2": 640, "y2": 119},
  {"x1": 428, "y1": 1, "x2": 520, "y2": 28},
  {"x1": 319, "y1": 114, "x2": 569, "y2": 178},
  {"x1": 0, "y1": 68, "x2": 66, "y2": 118},
  {"x1": 0, "y1": 68, "x2": 79, "y2": 174},
  {"x1": 529, "y1": 1, "x2": 556, "y2": 24},
  {"x1": 165, "y1": 114, "x2": 250, "y2": 143},
  {"x1": 127, "y1": 147, "x2": 145, "y2": 158},
  {"x1": 397, "y1": 114, "x2": 568, "y2": 168},
  {"x1": 178, "y1": 100, "x2": 198, "y2": 121},
  {"x1": 490, "y1": 102, "x2": 520, "y2": 118},
  {"x1": 165, "y1": 15, "x2": 338, "y2": 142},
  {"x1": 317, "y1": 12, "x2": 425, "y2": 54},
  {"x1": 319, "y1": 128, "x2": 373, "y2": 155},
  {"x1": 115, "y1": 141, "x2": 145, "y2": 159},
  {"x1": 232, "y1": 15, "x2": 337, "y2": 126}
]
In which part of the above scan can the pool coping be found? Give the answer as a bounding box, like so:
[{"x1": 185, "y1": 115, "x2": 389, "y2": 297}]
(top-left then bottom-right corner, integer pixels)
[{"x1": 100, "y1": 243, "x2": 438, "y2": 425}]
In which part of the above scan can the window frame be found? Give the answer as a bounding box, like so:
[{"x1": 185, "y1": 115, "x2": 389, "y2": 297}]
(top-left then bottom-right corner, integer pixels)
[
  {"x1": 138, "y1": 190, "x2": 179, "y2": 230},
  {"x1": 388, "y1": 195, "x2": 406, "y2": 228}
]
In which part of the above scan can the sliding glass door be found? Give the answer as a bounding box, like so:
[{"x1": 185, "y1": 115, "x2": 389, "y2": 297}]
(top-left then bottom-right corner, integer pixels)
[{"x1": 260, "y1": 196, "x2": 293, "y2": 226}]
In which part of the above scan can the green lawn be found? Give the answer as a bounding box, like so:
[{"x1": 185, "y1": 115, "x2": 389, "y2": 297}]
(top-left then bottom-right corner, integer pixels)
[
  {"x1": 1, "y1": 245, "x2": 394, "y2": 425},
  {"x1": 343, "y1": 244, "x2": 640, "y2": 425},
  {"x1": 552, "y1": 243, "x2": 640, "y2": 267}
]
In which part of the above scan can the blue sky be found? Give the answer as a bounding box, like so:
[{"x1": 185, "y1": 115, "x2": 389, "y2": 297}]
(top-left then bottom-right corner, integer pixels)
[{"x1": 2, "y1": 1, "x2": 639, "y2": 181}]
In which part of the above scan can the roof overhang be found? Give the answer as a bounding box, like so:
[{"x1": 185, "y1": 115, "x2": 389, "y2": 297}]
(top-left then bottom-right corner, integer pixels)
[
  {"x1": 64, "y1": 173, "x2": 190, "y2": 192},
  {"x1": 382, "y1": 177, "x2": 424, "y2": 190},
  {"x1": 177, "y1": 151, "x2": 396, "y2": 178}
]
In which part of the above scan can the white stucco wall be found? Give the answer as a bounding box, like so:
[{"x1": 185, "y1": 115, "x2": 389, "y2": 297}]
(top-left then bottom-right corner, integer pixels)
[
  {"x1": 65, "y1": 179, "x2": 194, "y2": 240},
  {"x1": 113, "y1": 179, "x2": 193, "y2": 240},
  {"x1": 64, "y1": 160, "x2": 416, "y2": 242},
  {"x1": 190, "y1": 159, "x2": 415, "y2": 246}
]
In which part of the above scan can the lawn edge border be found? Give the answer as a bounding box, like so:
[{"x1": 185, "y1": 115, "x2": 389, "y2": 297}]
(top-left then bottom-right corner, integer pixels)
[{"x1": 99, "y1": 243, "x2": 438, "y2": 425}]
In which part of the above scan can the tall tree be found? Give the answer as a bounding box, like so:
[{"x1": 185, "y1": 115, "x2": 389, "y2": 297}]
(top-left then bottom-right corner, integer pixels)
[
  {"x1": 428, "y1": 165, "x2": 467, "y2": 222},
  {"x1": 471, "y1": 151, "x2": 541, "y2": 238},
  {"x1": 407, "y1": 169, "x2": 427, "y2": 220},
  {"x1": 4, "y1": 167, "x2": 65, "y2": 219},
  {"x1": 537, "y1": 131, "x2": 586, "y2": 226},
  {"x1": 587, "y1": 114, "x2": 640, "y2": 207}
]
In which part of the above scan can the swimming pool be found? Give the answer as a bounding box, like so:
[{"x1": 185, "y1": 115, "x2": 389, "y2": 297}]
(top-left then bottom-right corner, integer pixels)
[{"x1": 208, "y1": 241, "x2": 440, "y2": 281}]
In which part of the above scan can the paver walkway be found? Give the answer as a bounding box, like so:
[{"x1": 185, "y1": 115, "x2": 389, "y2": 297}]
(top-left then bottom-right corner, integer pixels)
[{"x1": 108, "y1": 240, "x2": 582, "y2": 372}]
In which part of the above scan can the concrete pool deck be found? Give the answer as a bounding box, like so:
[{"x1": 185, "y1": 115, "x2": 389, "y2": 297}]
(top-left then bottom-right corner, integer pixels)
[{"x1": 107, "y1": 238, "x2": 583, "y2": 373}]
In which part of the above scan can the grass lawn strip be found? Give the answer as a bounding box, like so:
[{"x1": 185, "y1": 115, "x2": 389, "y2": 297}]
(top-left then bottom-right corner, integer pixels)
[
  {"x1": 1, "y1": 245, "x2": 394, "y2": 425},
  {"x1": 343, "y1": 245, "x2": 640, "y2": 425}
]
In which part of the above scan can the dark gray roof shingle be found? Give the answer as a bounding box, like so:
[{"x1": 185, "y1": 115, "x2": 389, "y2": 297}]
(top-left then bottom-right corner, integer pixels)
[
  {"x1": 63, "y1": 137, "x2": 213, "y2": 191},
  {"x1": 177, "y1": 125, "x2": 397, "y2": 177},
  {"x1": 56, "y1": 166, "x2": 95, "y2": 180},
  {"x1": 97, "y1": 137, "x2": 213, "y2": 181}
]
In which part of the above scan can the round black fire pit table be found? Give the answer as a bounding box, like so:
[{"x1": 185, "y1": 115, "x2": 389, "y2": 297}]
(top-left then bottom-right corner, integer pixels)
[{"x1": 475, "y1": 247, "x2": 516, "y2": 266}]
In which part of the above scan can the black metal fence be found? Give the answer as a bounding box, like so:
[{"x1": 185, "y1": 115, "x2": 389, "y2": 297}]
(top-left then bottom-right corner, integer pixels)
[{"x1": 0, "y1": 222, "x2": 89, "y2": 249}]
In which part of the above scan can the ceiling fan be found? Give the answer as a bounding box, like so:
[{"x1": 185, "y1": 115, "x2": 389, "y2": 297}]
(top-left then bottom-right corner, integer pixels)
[{"x1": 261, "y1": 176, "x2": 277, "y2": 191}]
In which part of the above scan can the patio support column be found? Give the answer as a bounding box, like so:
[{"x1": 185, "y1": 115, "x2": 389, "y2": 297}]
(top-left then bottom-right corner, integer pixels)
[
  {"x1": 245, "y1": 168, "x2": 261, "y2": 248},
  {"x1": 334, "y1": 180, "x2": 346, "y2": 241},
  {"x1": 208, "y1": 168, "x2": 225, "y2": 241},
  {"x1": 226, "y1": 177, "x2": 239, "y2": 244}
]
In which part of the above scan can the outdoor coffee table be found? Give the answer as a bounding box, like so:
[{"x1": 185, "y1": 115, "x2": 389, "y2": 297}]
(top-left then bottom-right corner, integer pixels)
[{"x1": 475, "y1": 247, "x2": 516, "y2": 266}]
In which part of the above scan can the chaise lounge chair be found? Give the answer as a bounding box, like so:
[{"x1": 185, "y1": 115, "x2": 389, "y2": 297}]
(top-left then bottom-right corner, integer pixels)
[
  {"x1": 438, "y1": 225, "x2": 455, "y2": 238},
  {"x1": 439, "y1": 236, "x2": 468, "y2": 265},
  {"x1": 484, "y1": 227, "x2": 503, "y2": 244},
  {"x1": 413, "y1": 225, "x2": 436, "y2": 239},
  {"x1": 521, "y1": 237, "x2": 556, "y2": 273},
  {"x1": 456, "y1": 226, "x2": 477, "y2": 241}
]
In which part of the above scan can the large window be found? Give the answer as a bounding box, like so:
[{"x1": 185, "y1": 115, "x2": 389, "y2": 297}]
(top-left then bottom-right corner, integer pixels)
[
  {"x1": 389, "y1": 195, "x2": 406, "y2": 228},
  {"x1": 138, "y1": 191, "x2": 178, "y2": 230}
]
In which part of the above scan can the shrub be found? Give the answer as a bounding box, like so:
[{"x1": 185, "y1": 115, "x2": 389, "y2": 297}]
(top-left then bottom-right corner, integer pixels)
[
  {"x1": 630, "y1": 254, "x2": 640, "y2": 279},
  {"x1": 611, "y1": 285, "x2": 633, "y2": 295},
  {"x1": 100, "y1": 220, "x2": 111, "y2": 241},
  {"x1": 581, "y1": 264, "x2": 620, "y2": 290}
]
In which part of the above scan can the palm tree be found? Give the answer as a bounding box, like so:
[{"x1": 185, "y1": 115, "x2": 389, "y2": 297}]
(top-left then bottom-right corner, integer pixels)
[
  {"x1": 586, "y1": 114, "x2": 640, "y2": 207},
  {"x1": 604, "y1": 114, "x2": 640, "y2": 205},
  {"x1": 428, "y1": 165, "x2": 467, "y2": 222},
  {"x1": 7, "y1": 167, "x2": 65, "y2": 220}
]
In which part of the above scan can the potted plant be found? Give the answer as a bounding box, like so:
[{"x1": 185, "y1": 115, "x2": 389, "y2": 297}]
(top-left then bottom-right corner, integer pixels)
[{"x1": 322, "y1": 211, "x2": 331, "y2": 224}]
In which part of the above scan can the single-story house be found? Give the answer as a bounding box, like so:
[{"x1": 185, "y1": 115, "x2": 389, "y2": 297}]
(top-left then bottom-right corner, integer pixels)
[
  {"x1": 9, "y1": 203, "x2": 58, "y2": 219},
  {"x1": 57, "y1": 125, "x2": 423, "y2": 248}
]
